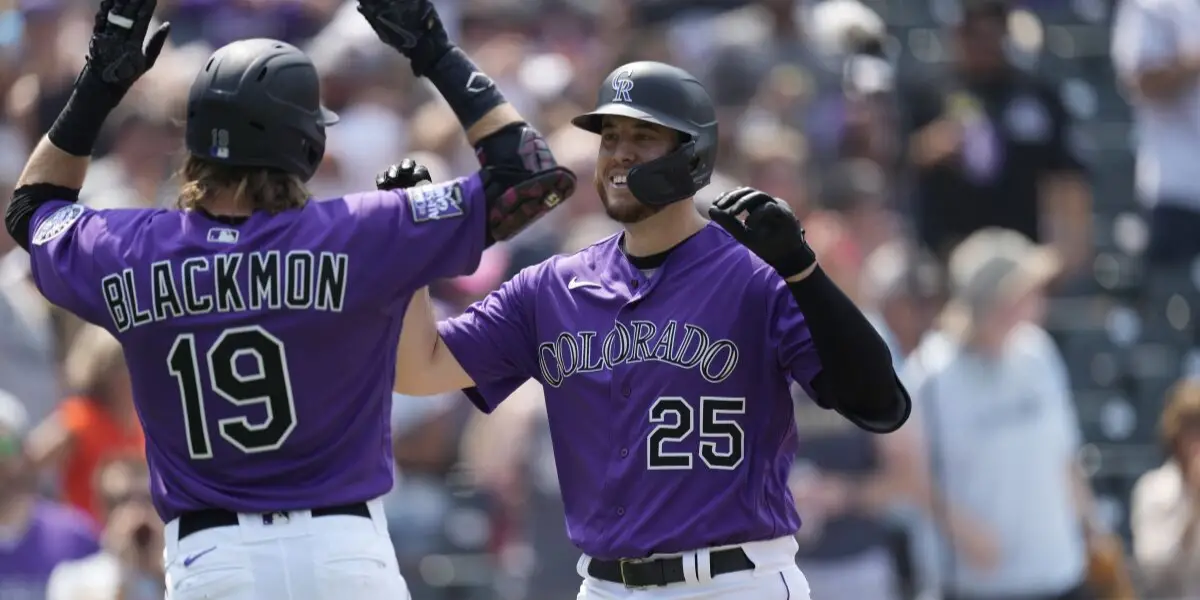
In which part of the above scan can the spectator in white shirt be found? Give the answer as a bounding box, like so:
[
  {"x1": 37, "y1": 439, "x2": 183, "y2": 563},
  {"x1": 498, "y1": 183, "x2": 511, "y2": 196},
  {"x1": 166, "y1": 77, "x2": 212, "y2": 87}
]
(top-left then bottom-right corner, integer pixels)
[
  {"x1": 1112, "y1": 0, "x2": 1200, "y2": 265},
  {"x1": 903, "y1": 228, "x2": 1101, "y2": 600},
  {"x1": 1131, "y1": 377, "x2": 1200, "y2": 597}
]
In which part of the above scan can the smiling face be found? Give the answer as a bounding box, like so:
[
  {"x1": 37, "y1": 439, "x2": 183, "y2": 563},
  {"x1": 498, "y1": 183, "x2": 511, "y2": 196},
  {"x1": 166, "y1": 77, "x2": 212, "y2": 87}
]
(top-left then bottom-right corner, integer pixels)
[{"x1": 594, "y1": 115, "x2": 682, "y2": 224}]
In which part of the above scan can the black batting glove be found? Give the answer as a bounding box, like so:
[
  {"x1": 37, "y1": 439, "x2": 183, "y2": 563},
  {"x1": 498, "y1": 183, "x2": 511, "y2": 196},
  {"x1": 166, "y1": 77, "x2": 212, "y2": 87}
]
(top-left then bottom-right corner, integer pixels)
[
  {"x1": 356, "y1": 0, "x2": 452, "y2": 77},
  {"x1": 708, "y1": 187, "x2": 817, "y2": 279},
  {"x1": 83, "y1": 0, "x2": 170, "y2": 94},
  {"x1": 375, "y1": 159, "x2": 433, "y2": 191}
]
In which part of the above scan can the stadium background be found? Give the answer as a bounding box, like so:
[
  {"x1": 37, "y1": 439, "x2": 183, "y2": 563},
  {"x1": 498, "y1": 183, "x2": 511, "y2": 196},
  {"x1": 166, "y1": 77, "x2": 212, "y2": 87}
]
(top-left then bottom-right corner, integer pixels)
[{"x1": 0, "y1": 0, "x2": 1191, "y2": 598}]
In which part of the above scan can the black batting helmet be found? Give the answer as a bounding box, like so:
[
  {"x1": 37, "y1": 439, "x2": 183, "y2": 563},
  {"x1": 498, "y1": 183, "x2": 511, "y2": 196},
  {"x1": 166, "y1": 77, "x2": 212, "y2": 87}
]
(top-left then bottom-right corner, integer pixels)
[
  {"x1": 185, "y1": 39, "x2": 338, "y2": 182},
  {"x1": 571, "y1": 61, "x2": 718, "y2": 207}
]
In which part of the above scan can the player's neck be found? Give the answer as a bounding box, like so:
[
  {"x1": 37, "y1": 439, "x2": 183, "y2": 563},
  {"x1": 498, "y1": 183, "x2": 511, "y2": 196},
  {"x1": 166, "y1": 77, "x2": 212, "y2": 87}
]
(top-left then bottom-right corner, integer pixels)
[
  {"x1": 198, "y1": 190, "x2": 255, "y2": 217},
  {"x1": 622, "y1": 200, "x2": 706, "y2": 257}
]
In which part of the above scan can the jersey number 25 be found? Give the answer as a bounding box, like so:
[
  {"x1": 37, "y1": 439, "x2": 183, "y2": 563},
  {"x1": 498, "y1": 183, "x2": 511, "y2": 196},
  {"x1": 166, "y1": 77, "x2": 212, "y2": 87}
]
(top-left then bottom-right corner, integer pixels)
[
  {"x1": 167, "y1": 325, "x2": 298, "y2": 459},
  {"x1": 647, "y1": 396, "x2": 745, "y2": 470}
]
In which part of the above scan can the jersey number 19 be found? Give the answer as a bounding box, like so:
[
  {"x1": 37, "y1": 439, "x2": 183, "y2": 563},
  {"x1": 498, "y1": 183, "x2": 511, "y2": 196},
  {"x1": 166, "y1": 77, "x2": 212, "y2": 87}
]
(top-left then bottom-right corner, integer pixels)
[{"x1": 167, "y1": 325, "x2": 298, "y2": 459}]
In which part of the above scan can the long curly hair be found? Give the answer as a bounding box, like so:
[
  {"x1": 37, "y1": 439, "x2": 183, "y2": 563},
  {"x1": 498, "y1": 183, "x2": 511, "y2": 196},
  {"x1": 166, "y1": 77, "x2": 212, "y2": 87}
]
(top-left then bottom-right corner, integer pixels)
[{"x1": 176, "y1": 155, "x2": 309, "y2": 213}]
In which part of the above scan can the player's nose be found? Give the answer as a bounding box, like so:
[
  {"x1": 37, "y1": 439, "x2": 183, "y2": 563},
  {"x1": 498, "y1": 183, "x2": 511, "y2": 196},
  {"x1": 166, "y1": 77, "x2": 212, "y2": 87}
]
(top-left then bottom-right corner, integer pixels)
[{"x1": 610, "y1": 139, "x2": 638, "y2": 165}]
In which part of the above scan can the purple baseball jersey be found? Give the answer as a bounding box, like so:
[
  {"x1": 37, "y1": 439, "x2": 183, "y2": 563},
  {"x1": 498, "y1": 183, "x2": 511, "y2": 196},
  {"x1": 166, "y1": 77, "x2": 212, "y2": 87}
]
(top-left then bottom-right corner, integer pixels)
[
  {"x1": 25, "y1": 177, "x2": 486, "y2": 521},
  {"x1": 0, "y1": 500, "x2": 99, "y2": 599},
  {"x1": 438, "y1": 222, "x2": 823, "y2": 559}
]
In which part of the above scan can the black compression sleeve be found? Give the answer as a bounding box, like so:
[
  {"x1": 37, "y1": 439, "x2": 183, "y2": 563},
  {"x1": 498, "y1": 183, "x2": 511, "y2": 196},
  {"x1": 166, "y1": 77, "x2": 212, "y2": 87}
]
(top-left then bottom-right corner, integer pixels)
[
  {"x1": 5, "y1": 183, "x2": 81, "y2": 251},
  {"x1": 788, "y1": 267, "x2": 911, "y2": 433},
  {"x1": 48, "y1": 74, "x2": 125, "y2": 157},
  {"x1": 424, "y1": 47, "x2": 507, "y2": 130}
]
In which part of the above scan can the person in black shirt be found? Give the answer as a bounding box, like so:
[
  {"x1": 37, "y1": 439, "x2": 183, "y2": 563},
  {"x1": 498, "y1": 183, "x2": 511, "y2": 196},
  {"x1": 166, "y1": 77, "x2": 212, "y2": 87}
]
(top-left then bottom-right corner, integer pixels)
[{"x1": 903, "y1": 0, "x2": 1091, "y2": 273}]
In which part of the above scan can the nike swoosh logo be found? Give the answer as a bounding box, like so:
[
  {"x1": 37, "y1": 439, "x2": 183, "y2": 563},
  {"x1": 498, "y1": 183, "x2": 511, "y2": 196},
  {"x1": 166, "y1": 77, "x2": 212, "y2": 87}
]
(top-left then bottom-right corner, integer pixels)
[
  {"x1": 568, "y1": 277, "x2": 600, "y2": 290},
  {"x1": 183, "y1": 546, "x2": 217, "y2": 567}
]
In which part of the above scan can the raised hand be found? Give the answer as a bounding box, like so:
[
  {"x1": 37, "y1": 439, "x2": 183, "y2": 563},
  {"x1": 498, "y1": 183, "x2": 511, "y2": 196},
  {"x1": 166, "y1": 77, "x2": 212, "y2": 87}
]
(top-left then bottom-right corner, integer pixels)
[
  {"x1": 708, "y1": 187, "x2": 817, "y2": 279},
  {"x1": 86, "y1": 0, "x2": 170, "y2": 91},
  {"x1": 356, "y1": 0, "x2": 451, "y2": 75},
  {"x1": 376, "y1": 159, "x2": 433, "y2": 190}
]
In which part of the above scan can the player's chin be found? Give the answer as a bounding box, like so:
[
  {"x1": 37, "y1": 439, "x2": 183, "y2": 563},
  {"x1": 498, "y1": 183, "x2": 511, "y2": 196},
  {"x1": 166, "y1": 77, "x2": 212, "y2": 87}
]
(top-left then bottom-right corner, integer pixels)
[{"x1": 600, "y1": 188, "x2": 659, "y2": 224}]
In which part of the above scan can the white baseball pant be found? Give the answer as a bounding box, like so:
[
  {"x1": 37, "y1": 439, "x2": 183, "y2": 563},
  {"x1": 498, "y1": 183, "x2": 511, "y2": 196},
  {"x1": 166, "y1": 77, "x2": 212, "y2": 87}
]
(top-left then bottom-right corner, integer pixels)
[
  {"x1": 575, "y1": 536, "x2": 812, "y2": 600},
  {"x1": 163, "y1": 497, "x2": 411, "y2": 600}
]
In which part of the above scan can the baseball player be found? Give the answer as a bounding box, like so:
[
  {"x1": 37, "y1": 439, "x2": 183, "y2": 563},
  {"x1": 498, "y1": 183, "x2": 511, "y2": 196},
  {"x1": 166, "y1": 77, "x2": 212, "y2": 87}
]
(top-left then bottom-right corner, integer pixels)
[
  {"x1": 2, "y1": 0, "x2": 575, "y2": 596},
  {"x1": 383, "y1": 62, "x2": 911, "y2": 599}
]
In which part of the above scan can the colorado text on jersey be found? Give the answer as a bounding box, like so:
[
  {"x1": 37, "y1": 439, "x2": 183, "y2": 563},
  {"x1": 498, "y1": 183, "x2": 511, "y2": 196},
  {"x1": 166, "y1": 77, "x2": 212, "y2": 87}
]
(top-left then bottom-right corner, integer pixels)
[
  {"x1": 100, "y1": 250, "x2": 350, "y2": 332},
  {"x1": 536, "y1": 320, "x2": 739, "y2": 387}
]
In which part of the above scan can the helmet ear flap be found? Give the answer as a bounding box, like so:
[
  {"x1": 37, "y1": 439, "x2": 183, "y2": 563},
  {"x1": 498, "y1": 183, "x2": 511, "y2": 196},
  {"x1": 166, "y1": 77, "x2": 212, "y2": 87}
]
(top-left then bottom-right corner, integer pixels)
[
  {"x1": 304, "y1": 138, "x2": 323, "y2": 172},
  {"x1": 626, "y1": 140, "x2": 698, "y2": 206}
]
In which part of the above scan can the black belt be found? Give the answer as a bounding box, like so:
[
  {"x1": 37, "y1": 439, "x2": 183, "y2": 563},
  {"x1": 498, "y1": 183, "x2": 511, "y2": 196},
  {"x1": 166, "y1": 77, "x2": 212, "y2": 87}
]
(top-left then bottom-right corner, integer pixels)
[
  {"x1": 176, "y1": 501, "x2": 371, "y2": 541},
  {"x1": 587, "y1": 547, "x2": 755, "y2": 588}
]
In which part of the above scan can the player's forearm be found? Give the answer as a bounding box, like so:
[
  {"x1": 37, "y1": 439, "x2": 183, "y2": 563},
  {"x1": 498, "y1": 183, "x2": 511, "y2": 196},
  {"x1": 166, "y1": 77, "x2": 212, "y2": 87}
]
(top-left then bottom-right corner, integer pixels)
[
  {"x1": 16, "y1": 137, "x2": 90, "y2": 190},
  {"x1": 20, "y1": 72, "x2": 124, "y2": 187},
  {"x1": 420, "y1": 46, "x2": 546, "y2": 166},
  {"x1": 788, "y1": 267, "x2": 911, "y2": 432},
  {"x1": 423, "y1": 46, "x2": 518, "y2": 143},
  {"x1": 395, "y1": 287, "x2": 444, "y2": 394},
  {"x1": 394, "y1": 335, "x2": 474, "y2": 396},
  {"x1": 423, "y1": 46, "x2": 575, "y2": 245},
  {"x1": 466, "y1": 104, "x2": 524, "y2": 147},
  {"x1": 425, "y1": 49, "x2": 559, "y2": 188},
  {"x1": 5, "y1": 139, "x2": 90, "y2": 250},
  {"x1": 394, "y1": 288, "x2": 476, "y2": 395}
]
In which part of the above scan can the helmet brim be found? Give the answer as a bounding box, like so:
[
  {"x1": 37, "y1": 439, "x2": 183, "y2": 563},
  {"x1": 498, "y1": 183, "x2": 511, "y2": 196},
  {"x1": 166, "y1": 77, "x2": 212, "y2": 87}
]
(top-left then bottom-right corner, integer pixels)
[
  {"x1": 571, "y1": 103, "x2": 696, "y2": 138},
  {"x1": 319, "y1": 105, "x2": 339, "y2": 126}
]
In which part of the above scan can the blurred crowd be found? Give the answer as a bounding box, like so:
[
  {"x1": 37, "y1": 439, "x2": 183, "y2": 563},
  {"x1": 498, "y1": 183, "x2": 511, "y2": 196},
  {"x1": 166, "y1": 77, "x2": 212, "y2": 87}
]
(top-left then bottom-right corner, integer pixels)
[{"x1": 3, "y1": 0, "x2": 1200, "y2": 598}]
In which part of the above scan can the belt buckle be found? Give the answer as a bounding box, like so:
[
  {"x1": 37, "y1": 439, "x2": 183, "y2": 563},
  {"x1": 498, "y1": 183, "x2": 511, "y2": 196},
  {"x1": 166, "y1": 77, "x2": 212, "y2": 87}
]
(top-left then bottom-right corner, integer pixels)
[{"x1": 618, "y1": 557, "x2": 652, "y2": 589}]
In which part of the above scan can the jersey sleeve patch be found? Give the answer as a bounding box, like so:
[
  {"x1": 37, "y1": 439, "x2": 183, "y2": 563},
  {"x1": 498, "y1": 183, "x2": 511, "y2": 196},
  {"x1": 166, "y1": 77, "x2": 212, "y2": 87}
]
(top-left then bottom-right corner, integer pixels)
[
  {"x1": 408, "y1": 181, "x2": 465, "y2": 223},
  {"x1": 32, "y1": 204, "x2": 86, "y2": 246}
]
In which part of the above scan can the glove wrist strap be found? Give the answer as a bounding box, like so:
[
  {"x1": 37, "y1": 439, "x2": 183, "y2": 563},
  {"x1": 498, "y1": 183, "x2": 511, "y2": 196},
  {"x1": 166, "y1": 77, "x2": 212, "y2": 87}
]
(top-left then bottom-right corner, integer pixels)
[
  {"x1": 409, "y1": 37, "x2": 453, "y2": 77},
  {"x1": 423, "y1": 46, "x2": 507, "y2": 130},
  {"x1": 47, "y1": 67, "x2": 126, "y2": 157},
  {"x1": 775, "y1": 250, "x2": 817, "y2": 279}
]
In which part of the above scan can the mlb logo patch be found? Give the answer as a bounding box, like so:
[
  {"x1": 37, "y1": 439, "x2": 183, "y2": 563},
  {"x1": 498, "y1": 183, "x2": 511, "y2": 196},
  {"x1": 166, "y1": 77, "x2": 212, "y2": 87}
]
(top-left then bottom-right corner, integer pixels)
[
  {"x1": 408, "y1": 182, "x2": 465, "y2": 223},
  {"x1": 32, "y1": 204, "x2": 85, "y2": 246},
  {"x1": 207, "y1": 228, "x2": 239, "y2": 244}
]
